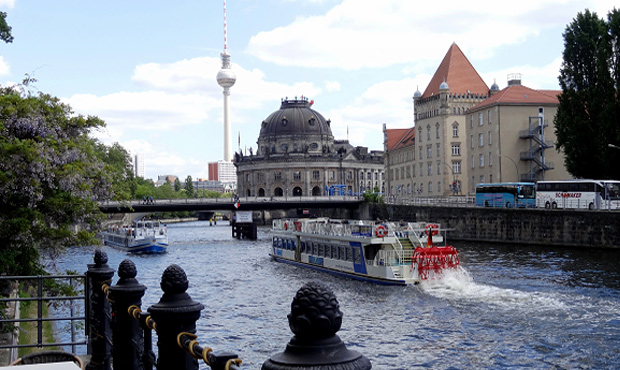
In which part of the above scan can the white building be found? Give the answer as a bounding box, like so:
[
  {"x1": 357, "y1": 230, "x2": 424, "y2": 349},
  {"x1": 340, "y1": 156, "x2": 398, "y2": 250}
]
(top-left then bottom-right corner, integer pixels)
[{"x1": 134, "y1": 153, "x2": 145, "y2": 178}]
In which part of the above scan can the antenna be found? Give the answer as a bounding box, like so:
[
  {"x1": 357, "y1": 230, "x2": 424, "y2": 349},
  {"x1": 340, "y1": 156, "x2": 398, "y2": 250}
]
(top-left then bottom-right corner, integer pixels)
[{"x1": 223, "y1": 0, "x2": 228, "y2": 53}]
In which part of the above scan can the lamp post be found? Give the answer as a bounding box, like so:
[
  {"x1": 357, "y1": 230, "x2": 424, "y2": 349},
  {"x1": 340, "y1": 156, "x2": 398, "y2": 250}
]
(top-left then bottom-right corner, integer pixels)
[
  {"x1": 500, "y1": 155, "x2": 519, "y2": 182},
  {"x1": 609, "y1": 144, "x2": 620, "y2": 150},
  {"x1": 441, "y1": 162, "x2": 457, "y2": 195}
]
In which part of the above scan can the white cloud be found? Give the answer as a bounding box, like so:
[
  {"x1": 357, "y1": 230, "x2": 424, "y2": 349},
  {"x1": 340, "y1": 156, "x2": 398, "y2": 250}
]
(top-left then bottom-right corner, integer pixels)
[
  {"x1": 246, "y1": 0, "x2": 616, "y2": 70},
  {"x1": 324, "y1": 80, "x2": 341, "y2": 92},
  {"x1": 0, "y1": 55, "x2": 9, "y2": 75},
  {"x1": 482, "y1": 57, "x2": 563, "y2": 90},
  {"x1": 0, "y1": 0, "x2": 15, "y2": 9}
]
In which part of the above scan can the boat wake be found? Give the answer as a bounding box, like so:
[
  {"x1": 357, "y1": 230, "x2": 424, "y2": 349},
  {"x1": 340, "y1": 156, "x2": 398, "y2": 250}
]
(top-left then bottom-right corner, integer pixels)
[{"x1": 419, "y1": 267, "x2": 566, "y2": 310}]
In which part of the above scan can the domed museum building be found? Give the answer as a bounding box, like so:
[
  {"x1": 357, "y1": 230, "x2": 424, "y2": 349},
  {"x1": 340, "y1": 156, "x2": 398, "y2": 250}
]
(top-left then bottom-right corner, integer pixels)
[{"x1": 234, "y1": 97, "x2": 384, "y2": 198}]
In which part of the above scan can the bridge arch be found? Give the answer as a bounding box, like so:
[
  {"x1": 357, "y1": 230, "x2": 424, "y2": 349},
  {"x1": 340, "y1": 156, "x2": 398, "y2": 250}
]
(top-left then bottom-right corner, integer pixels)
[{"x1": 293, "y1": 187, "x2": 302, "y2": 196}]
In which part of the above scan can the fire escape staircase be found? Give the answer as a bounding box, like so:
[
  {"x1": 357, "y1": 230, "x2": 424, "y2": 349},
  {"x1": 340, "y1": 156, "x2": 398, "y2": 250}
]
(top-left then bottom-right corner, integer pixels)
[{"x1": 518, "y1": 117, "x2": 555, "y2": 182}]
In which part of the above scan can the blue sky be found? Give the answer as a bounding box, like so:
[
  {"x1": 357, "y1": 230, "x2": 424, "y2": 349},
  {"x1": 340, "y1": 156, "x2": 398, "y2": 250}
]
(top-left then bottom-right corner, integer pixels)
[{"x1": 0, "y1": 0, "x2": 617, "y2": 180}]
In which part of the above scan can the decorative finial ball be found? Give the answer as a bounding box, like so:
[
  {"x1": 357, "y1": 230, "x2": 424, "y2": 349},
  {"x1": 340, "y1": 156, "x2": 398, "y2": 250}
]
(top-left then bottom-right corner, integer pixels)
[
  {"x1": 160, "y1": 264, "x2": 189, "y2": 295},
  {"x1": 118, "y1": 259, "x2": 137, "y2": 279},
  {"x1": 287, "y1": 281, "x2": 343, "y2": 339},
  {"x1": 94, "y1": 249, "x2": 108, "y2": 265}
]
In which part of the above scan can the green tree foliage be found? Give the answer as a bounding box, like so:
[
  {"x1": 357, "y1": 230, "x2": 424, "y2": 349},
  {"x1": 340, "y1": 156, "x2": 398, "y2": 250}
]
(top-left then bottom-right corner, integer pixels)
[
  {"x1": 555, "y1": 8, "x2": 620, "y2": 178},
  {"x1": 0, "y1": 12, "x2": 13, "y2": 44},
  {"x1": 184, "y1": 175, "x2": 194, "y2": 197},
  {"x1": 94, "y1": 142, "x2": 135, "y2": 200},
  {"x1": 174, "y1": 177, "x2": 181, "y2": 192},
  {"x1": 0, "y1": 85, "x2": 113, "y2": 275},
  {"x1": 362, "y1": 186, "x2": 383, "y2": 204}
]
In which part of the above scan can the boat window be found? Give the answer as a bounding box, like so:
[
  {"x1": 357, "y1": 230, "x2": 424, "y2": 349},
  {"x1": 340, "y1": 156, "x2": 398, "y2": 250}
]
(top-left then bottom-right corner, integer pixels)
[
  {"x1": 346, "y1": 247, "x2": 353, "y2": 262},
  {"x1": 339, "y1": 246, "x2": 345, "y2": 260},
  {"x1": 300, "y1": 241, "x2": 306, "y2": 252},
  {"x1": 313, "y1": 243, "x2": 318, "y2": 255},
  {"x1": 318, "y1": 244, "x2": 324, "y2": 256},
  {"x1": 353, "y1": 248, "x2": 361, "y2": 264}
]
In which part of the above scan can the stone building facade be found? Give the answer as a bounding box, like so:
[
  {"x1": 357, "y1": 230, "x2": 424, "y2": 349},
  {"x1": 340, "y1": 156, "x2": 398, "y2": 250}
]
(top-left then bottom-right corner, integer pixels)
[{"x1": 234, "y1": 97, "x2": 384, "y2": 197}]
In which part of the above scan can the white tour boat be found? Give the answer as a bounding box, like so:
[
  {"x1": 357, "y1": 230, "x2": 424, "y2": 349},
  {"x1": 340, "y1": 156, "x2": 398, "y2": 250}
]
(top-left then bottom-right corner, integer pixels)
[
  {"x1": 271, "y1": 218, "x2": 460, "y2": 285},
  {"x1": 101, "y1": 219, "x2": 168, "y2": 254}
]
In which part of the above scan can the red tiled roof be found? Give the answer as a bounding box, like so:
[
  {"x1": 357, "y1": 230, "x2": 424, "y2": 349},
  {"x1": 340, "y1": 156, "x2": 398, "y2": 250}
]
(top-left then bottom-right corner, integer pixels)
[
  {"x1": 471, "y1": 85, "x2": 560, "y2": 111},
  {"x1": 422, "y1": 43, "x2": 489, "y2": 99},
  {"x1": 385, "y1": 128, "x2": 415, "y2": 151}
]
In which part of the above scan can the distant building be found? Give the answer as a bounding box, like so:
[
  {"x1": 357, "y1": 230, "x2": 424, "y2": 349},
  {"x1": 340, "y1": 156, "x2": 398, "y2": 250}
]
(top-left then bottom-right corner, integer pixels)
[
  {"x1": 466, "y1": 74, "x2": 570, "y2": 190},
  {"x1": 155, "y1": 175, "x2": 177, "y2": 187},
  {"x1": 193, "y1": 179, "x2": 226, "y2": 193},
  {"x1": 134, "y1": 153, "x2": 145, "y2": 178},
  {"x1": 234, "y1": 97, "x2": 384, "y2": 197},
  {"x1": 208, "y1": 161, "x2": 236, "y2": 183}
]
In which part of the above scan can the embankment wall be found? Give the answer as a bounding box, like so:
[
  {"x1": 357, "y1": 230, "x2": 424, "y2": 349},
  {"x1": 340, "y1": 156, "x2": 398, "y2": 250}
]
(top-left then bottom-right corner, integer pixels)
[{"x1": 360, "y1": 204, "x2": 620, "y2": 249}]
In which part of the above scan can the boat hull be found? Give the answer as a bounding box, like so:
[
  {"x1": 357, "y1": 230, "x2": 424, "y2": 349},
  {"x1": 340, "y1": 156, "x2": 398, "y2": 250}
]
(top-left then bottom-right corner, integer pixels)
[{"x1": 103, "y1": 238, "x2": 168, "y2": 254}]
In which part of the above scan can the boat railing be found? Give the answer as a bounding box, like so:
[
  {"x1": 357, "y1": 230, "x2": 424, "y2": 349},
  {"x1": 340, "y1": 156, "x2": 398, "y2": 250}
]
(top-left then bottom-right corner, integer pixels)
[{"x1": 371, "y1": 250, "x2": 411, "y2": 267}]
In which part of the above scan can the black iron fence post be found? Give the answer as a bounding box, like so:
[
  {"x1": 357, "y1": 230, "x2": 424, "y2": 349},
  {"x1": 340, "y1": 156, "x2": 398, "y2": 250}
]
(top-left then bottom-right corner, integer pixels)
[
  {"x1": 108, "y1": 259, "x2": 147, "y2": 370},
  {"x1": 148, "y1": 264, "x2": 204, "y2": 370},
  {"x1": 262, "y1": 281, "x2": 372, "y2": 370},
  {"x1": 85, "y1": 250, "x2": 115, "y2": 370}
]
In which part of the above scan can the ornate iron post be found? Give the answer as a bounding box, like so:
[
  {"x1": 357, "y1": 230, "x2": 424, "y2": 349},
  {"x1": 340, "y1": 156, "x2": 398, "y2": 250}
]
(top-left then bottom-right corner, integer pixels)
[
  {"x1": 85, "y1": 250, "x2": 115, "y2": 370},
  {"x1": 262, "y1": 281, "x2": 372, "y2": 370},
  {"x1": 108, "y1": 259, "x2": 147, "y2": 370},
  {"x1": 148, "y1": 264, "x2": 204, "y2": 370}
]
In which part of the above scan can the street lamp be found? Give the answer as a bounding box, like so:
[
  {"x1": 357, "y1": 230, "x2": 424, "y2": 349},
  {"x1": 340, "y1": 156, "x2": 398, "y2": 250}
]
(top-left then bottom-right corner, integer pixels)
[
  {"x1": 609, "y1": 143, "x2": 620, "y2": 150},
  {"x1": 500, "y1": 155, "x2": 519, "y2": 182}
]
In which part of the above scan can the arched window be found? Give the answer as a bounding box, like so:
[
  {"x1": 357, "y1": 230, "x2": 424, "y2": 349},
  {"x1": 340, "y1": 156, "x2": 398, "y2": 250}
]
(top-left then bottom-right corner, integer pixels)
[
  {"x1": 274, "y1": 187, "x2": 284, "y2": 197},
  {"x1": 258, "y1": 188, "x2": 265, "y2": 197},
  {"x1": 293, "y1": 187, "x2": 303, "y2": 196}
]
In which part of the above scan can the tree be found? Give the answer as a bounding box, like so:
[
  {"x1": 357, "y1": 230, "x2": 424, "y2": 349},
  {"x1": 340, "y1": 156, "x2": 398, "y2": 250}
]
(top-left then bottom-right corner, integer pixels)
[
  {"x1": 94, "y1": 142, "x2": 135, "y2": 200},
  {"x1": 0, "y1": 12, "x2": 13, "y2": 44},
  {"x1": 174, "y1": 177, "x2": 182, "y2": 192},
  {"x1": 184, "y1": 175, "x2": 194, "y2": 197},
  {"x1": 0, "y1": 85, "x2": 113, "y2": 276},
  {"x1": 555, "y1": 8, "x2": 620, "y2": 178}
]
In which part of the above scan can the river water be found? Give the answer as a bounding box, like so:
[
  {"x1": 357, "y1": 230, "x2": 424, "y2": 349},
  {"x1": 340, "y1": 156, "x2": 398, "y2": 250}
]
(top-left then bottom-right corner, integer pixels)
[{"x1": 50, "y1": 221, "x2": 620, "y2": 369}]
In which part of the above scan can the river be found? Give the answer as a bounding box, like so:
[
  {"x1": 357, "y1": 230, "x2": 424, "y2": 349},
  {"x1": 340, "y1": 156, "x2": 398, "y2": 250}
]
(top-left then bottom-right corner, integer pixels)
[{"x1": 50, "y1": 220, "x2": 620, "y2": 369}]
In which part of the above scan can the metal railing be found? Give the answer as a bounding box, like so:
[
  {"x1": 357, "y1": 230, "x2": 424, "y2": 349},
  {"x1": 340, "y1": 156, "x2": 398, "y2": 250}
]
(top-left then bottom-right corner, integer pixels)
[{"x1": 0, "y1": 274, "x2": 87, "y2": 357}]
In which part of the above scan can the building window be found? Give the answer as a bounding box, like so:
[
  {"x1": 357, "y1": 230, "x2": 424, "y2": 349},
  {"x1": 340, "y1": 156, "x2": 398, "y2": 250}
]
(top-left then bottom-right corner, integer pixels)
[
  {"x1": 347, "y1": 171, "x2": 353, "y2": 180},
  {"x1": 437, "y1": 181, "x2": 442, "y2": 193},
  {"x1": 479, "y1": 133, "x2": 484, "y2": 147},
  {"x1": 419, "y1": 147, "x2": 423, "y2": 160},
  {"x1": 312, "y1": 170, "x2": 320, "y2": 180},
  {"x1": 471, "y1": 155, "x2": 475, "y2": 169},
  {"x1": 479, "y1": 154, "x2": 485, "y2": 168},
  {"x1": 427, "y1": 145, "x2": 432, "y2": 158},
  {"x1": 471, "y1": 135, "x2": 474, "y2": 149},
  {"x1": 452, "y1": 124, "x2": 459, "y2": 138},
  {"x1": 436, "y1": 160, "x2": 441, "y2": 175},
  {"x1": 426, "y1": 124, "x2": 431, "y2": 141},
  {"x1": 470, "y1": 115, "x2": 473, "y2": 128},
  {"x1": 436, "y1": 123, "x2": 440, "y2": 139},
  {"x1": 427, "y1": 163, "x2": 432, "y2": 176},
  {"x1": 274, "y1": 171, "x2": 282, "y2": 181},
  {"x1": 329, "y1": 170, "x2": 335, "y2": 180},
  {"x1": 294, "y1": 171, "x2": 301, "y2": 180},
  {"x1": 419, "y1": 127, "x2": 423, "y2": 143},
  {"x1": 452, "y1": 144, "x2": 461, "y2": 156},
  {"x1": 258, "y1": 173, "x2": 265, "y2": 182},
  {"x1": 428, "y1": 181, "x2": 433, "y2": 193},
  {"x1": 488, "y1": 131, "x2": 492, "y2": 145},
  {"x1": 480, "y1": 175, "x2": 485, "y2": 183},
  {"x1": 436, "y1": 143, "x2": 441, "y2": 157},
  {"x1": 453, "y1": 161, "x2": 461, "y2": 174},
  {"x1": 478, "y1": 112, "x2": 483, "y2": 126},
  {"x1": 419, "y1": 163, "x2": 424, "y2": 177},
  {"x1": 246, "y1": 174, "x2": 251, "y2": 182},
  {"x1": 489, "y1": 152, "x2": 493, "y2": 167},
  {"x1": 488, "y1": 110, "x2": 492, "y2": 124}
]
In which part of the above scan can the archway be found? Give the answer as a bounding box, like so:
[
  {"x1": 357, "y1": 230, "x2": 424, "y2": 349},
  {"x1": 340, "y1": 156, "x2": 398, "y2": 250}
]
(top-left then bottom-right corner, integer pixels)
[
  {"x1": 245, "y1": 189, "x2": 251, "y2": 197},
  {"x1": 293, "y1": 187, "x2": 303, "y2": 196},
  {"x1": 258, "y1": 188, "x2": 265, "y2": 197},
  {"x1": 311, "y1": 186, "x2": 321, "y2": 196},
  {"x1": 274, "y1": 187, "x2": 284, "y2": 197}
]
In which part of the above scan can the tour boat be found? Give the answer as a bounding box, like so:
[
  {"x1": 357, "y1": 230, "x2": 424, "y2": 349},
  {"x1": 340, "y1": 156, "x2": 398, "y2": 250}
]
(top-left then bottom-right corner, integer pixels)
[
  {"x1": 271, "y1": 218, "x2": 460, "y2": 285},
  {"x1": 101, "y1": 219, "x2": 168, "y2": 254}
]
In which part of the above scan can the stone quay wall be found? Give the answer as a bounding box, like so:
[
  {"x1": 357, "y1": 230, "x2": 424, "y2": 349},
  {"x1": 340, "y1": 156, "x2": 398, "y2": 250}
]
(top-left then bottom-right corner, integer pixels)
[{"x1": 360, "y1": 204, "x2": 620, "y2": 249}]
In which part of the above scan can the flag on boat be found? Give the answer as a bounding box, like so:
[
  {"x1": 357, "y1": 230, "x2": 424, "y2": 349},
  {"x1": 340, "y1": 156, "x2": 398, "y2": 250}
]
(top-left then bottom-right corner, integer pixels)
[{"x1": 234, "y1": 201, "x2": 240, "y2": 209}]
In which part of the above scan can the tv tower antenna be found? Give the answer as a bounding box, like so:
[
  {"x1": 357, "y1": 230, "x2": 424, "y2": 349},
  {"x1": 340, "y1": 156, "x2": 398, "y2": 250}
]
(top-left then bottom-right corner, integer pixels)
[{"x1": 217, "y1": 0, "x2": 236, "y2": 162}]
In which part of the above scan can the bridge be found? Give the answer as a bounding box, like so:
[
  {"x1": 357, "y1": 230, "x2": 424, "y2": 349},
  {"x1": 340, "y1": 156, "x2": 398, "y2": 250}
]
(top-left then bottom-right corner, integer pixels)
[{"x1": 98, "y1": 195, "x2": 364, "y2": 214}]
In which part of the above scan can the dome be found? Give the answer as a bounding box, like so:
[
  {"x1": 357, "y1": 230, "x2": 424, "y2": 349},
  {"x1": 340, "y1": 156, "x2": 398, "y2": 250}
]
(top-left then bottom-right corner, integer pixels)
[
  {"x1": 257, "y1": 98, "x2": 334, "y2": 155},
  {"x1": 413, "y1": 86, "x2": 422, "y2": 99},
  {"x1": 490, "y1": 80, "x2": 500, "y2": 91},
  {"x1": 439, "y1": 80, "x2": 449, "y2": 90}
]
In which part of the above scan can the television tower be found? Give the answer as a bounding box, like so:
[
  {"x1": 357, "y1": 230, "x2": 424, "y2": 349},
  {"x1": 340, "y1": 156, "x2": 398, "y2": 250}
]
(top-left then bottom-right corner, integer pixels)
[{"x1": 216, "y1": 0, "x2": 236, "y2": 162}]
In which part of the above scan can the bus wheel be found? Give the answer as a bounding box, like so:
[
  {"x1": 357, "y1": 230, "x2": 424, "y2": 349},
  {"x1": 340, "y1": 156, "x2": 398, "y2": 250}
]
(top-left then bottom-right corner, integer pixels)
[
  {"x1": 545, "y1": 202, "x2": 551, "y2": 209},
  {"x1": 588, "y1": 203, "x2": 594, "y2": 210},
  {"x1": 505, "y1": 202, "x2": 511, "y2": 208},
  {"x1": 484, "y1": 201, "x2": 489, "y2": 207},
  {"x1": 552, "y1": 202, "x2": 557, "y2": 209}
]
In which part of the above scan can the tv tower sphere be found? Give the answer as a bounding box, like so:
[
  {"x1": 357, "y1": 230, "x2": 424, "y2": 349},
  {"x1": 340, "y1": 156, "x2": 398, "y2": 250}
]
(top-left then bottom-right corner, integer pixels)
[{"x1": 217, "y1": 52, "x2": 236, "y2": 88}]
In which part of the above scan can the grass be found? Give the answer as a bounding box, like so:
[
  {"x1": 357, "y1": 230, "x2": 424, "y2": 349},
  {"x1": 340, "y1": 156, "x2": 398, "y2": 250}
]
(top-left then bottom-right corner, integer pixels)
[{"x1": 17, "y1": 289, "x2": 58, "y2": 357}]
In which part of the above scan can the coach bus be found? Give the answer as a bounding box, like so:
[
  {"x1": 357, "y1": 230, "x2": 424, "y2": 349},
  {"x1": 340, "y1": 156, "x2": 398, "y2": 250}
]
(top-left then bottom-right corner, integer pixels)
[
  {"x1": 536, "y1": 179, "x2": 620, "y2": 210},
  {"x1": 475, "y1": 182, "x2": 536, "y2": 208}
]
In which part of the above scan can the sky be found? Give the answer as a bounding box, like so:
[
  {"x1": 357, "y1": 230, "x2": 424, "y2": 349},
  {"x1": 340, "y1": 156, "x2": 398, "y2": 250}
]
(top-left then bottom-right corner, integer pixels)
[{"x1": 0, "y1": 0, "x2": 617, "y2": 180}]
